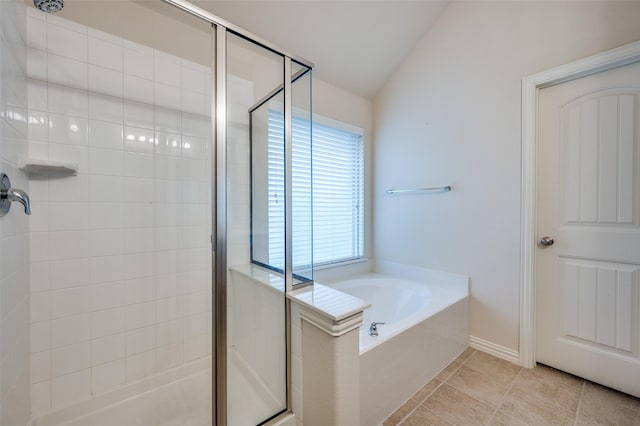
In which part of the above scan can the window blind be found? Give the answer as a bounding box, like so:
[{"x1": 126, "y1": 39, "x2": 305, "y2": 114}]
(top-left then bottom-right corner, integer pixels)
[{"x1": 266, "y1": 111, "x2": 363, "y2": 269}]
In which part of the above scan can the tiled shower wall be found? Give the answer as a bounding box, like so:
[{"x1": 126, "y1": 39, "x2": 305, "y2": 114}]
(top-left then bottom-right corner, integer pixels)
[
  {"x1": 26, "y1": 10, "x2": 212, "y2": 414},
  {"x1": 0, "y1": 0, "x2": 31, "y2": 424}
]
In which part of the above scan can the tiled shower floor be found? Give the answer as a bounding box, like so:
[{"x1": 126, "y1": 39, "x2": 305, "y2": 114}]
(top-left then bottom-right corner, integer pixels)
[{"x1": 382, "y1": 348, "x2": 640, "y2": 425}]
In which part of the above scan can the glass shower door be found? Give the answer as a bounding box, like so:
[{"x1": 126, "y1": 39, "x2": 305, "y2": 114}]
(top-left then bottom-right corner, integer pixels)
[{"x1": 223, "y1": 32, "x2": 288, "y2": 425}]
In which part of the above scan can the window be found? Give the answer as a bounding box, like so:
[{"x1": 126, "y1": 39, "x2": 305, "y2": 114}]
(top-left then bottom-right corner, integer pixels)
[{"x1": 265, "y1": 111, "x2": 364, "y2": 269}]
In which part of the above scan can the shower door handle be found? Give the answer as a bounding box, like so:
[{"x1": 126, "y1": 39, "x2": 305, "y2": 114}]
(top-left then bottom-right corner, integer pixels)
[{"x1": 1, "y1": 173, "x2": 31, "y2": 217}]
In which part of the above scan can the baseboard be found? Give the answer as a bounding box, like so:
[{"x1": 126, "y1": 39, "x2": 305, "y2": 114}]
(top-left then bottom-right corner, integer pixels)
[{"x1": 469, "y1": 335, "x2": 520, "y2": 365}]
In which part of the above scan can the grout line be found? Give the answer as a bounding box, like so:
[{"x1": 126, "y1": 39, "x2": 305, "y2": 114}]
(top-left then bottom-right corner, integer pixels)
[
  {"x1": 485, "y1": 365, "x2": 524, "y2": 425},
  {"x1": 573, "y1": 381, "x2": 586, "y2": 426}
]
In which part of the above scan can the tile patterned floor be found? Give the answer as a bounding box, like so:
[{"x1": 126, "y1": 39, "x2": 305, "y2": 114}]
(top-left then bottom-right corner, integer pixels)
[{"x1": 382, "y1": 348, "x2": 640, "y2": 426}]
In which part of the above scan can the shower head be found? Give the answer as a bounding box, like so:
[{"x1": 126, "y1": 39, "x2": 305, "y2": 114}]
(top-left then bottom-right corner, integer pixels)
[{"x1": 34, "y1": 0, "x2": 63, "y2": 13}]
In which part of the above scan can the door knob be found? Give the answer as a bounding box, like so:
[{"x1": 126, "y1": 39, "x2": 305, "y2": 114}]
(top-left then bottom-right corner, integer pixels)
[{"x1": 540, "y1": 236, "x2": 554, "y2": 246}]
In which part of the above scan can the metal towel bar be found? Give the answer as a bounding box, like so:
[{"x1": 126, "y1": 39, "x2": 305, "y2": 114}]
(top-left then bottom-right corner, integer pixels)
[{"x1": 385, "y1": 185, "x2": 452, "y2": 195}]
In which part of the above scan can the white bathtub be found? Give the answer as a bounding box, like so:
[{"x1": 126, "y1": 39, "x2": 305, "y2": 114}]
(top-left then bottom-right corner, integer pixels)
[{"x1": 325, "y1": 268, "x2": 469, "y2": 426}]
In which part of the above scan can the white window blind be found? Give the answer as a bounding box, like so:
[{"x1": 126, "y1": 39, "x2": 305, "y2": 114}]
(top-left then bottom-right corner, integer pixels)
[{"x1": 266, "y1": 111, "x2": 363, "y2": 269}]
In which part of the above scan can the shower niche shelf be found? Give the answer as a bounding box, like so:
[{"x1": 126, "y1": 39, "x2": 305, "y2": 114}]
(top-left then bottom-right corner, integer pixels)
[{"x1": 19, "y1": 158, "x2": 78, "y2": 176}]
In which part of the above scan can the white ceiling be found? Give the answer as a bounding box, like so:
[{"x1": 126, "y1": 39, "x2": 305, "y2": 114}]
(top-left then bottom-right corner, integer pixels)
[{"x1": 194, "y1": 1, "x2": 448, "y2": 99}]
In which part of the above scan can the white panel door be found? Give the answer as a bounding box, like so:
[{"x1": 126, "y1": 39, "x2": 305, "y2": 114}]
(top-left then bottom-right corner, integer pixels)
[{"x1": 536, "y1": 60, "x2": 640, "y2": 397}]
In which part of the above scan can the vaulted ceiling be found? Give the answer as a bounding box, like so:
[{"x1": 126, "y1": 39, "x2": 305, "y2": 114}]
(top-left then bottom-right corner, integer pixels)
[{"x1": 195, "y1": 1, "x2": 448, "y2": 99}]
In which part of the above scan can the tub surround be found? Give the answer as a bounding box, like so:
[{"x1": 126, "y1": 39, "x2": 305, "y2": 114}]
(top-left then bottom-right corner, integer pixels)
[{"x1": 288, "y1": 285, "x2": 369, "y2": 426}]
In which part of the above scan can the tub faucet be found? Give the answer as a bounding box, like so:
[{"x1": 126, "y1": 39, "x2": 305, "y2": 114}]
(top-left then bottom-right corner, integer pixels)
[{"x1": 369, "y1": 322, "x2": 385, "y2": 336}]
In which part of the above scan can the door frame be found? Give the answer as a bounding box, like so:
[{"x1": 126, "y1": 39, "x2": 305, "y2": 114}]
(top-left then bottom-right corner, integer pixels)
[{"x1": 519, "y1": 39, "x2": 640, "y2": 368}]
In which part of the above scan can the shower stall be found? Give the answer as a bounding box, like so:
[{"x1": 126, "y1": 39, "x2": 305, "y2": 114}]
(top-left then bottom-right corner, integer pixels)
[{"x1": 0, "y1": 0, "x2": 312, "y2": 424}]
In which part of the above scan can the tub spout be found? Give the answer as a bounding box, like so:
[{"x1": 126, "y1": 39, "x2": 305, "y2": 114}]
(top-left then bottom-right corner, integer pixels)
[{"x1": 368, "y1": 322, "x2": 385, "y2": 336}]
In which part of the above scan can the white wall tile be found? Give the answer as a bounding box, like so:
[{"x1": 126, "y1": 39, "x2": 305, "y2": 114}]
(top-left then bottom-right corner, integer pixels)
[
  {"x1": 125, "y1": 177, "x2": 154, "y2": 203},
  {"x1": 89, "y1": 147, "x2": 123, "y2": 176},
  {"x1": 91, "y1": 333, "x2": 125, "y2": 365},
  {"x1": 49, "y1": 230, "x2": 91, "y2": 260},
  {"x1": 125, "y1": 301, "x2": 156, "y2": 330},
  {"x1": 47, "y1": 53, "x2": 87, "y2": 89},
  {"x1": 126, "y1": 325, "x2": 155, "y2": 355},
  {"x1": 30, "y1": 232, "x2": 50, "y2": 262},
  {"x1": 89, "y1": 93, "x2": 122, "y2": 123},
  {"x1": 48, "y1": 83, "x2": 88, "y2": 117},
  {"x1": 31, "y1": 350, "x2": 52, "y2": 383},
  {"x1": 46, "y1": 23, "x2": 87, "y2": 62},
  {"x1": 49, "y1": 143, "x2": 89, "y2": 174},
  {"x1": 31, "y1": 321, "x2": 51, "y2": 353},
  {"x1": 124, "y1": 125, "x2": 154, "y2": 153},
  {"x1": 181, "y1": 61, "x2": 207, "y2": 94},
  {"x1": 125, "y1": 276, "x2": 154, "y2": 304},
  {"x1": 46, "y1": 13, "x2": 87, "y2": 34},
  {"x1": 91, "y1": 229, "x2": 125, "y2": 257},
  {"x1": 87, "y1": 28, "x2": 121, "y2": 45},
  {"x1": 29, "y1": 80, "x2": 48, "y2": 111},
  {"x1": 126, "y1": 350, "x2": 155, "y2": 381},
  {"x1": 91, "y1": 281, "x2": 125, "y2": 311},
  {"x1": 155, "y1": 107, "x2": 181, "y2": 134},
  {"x1": 155, "y1": 131, "x2": 181, "y2": 156},
  {"x1": 31, "y1": 291, "x2": 50, "y2": 323},
  {"x1": 49, "y1": 202, "x2": 90, "y2": 231},
  {"x1": 51, "y1": 313, "x2": 91, "y2": 348},
  {"x1": 50, "y1": 258, "x2": 90, "y2": 289},
  {"x1": 31, "y1": 380, "x2": 52, "y2": 414},
  {"x1": 89, "y1": 65, "x2": 123, "y2": 98},
  {"x1": 27, "y1": 16, "x2": 47, "y2": 50},
  {"x1": 154, "y1": 51, "x2": 180, "y2": 87},
  {"x1": 90, "y1": 255, "x2": 125, "y2": 284},
  {"x1": 48, "y1": 113, "x2": 88, "y2": 146},
  {"x1": 123, "y1": 43, "x2": 153, "y2": 79},
  {"x1": 124, "y1": 152, "x2": 153, "y2": 178},
  {"x1": 92, "y1": 359, "x2": 125, "y2": 394},
  {"x1": 29, "y1": 202, "x2": 49, "y2": 232},
  {"x1": 88, "y1": 119, "x2": 123, "y2": 150},
  {"x1": 91, "y1": 307, "x2": 125, "y2": 338},
  {"x1": 125, "y1": 203, "x2": 154, "y2": 228},
  {"x1": 156, "y1": 297, "x2": 182, "y2": 322},
  {"x1": 49, "y1": 174, "x2": 90, "y2": 202},
  {"x1": 50, "y1": 286, "x2": 91, "y2": 318},
  {"x1": 88, "y1": 37, "x2": 123, "y2": 72},
  {"x1": 28, "y1": 47, "x2": 47, "y2": 81},
  {"x1": 27, "y1": 16, "x2": 215, "y2": 413},
  {"x1": 154, "y1": 82, "x2": 180, "y2": 110},
  {"x1": 28, "y1": 110, "x2": 48, "y2": 141},
  {"x1": 90, "y1": 202, "x2": 124, "y2": 229},
  {"x1": 51, "y1": 369, "x2": 90, "y2": 407},
  {"x1": 125, "y1": 228, "x2": 154, "y2": 254},
  {"x1": 51, "y1": 342, "x2": 90, "y2": 376},
  {"x1": 124, "y1": 75, "x2": 153, "y2": 104},
  {"x1": 124, "y1": 100, "x2": 153, "y2": 128},
  {"x1": 31, "y1": 262, "x2": 50, "y2": 292},
  {"x1": 90, "y1": 175, "x2": 124, "y2": 203}
]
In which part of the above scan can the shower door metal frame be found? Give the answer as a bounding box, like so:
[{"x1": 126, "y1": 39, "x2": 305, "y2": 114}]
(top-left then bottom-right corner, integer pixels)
[{"x1": 157, "y1": 1, "x2": 313, "y2": 424}]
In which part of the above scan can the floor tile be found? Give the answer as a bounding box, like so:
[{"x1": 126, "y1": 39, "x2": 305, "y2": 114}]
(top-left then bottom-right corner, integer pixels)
[
  {"x1": 464, "y1": 350, "x2": 522, "y2": 383},
  {"x1": 434, "y1": 359, "x2": 463, "y2": 382},
  {"x1": 382, "y1": 398, "x2": 418, "y2": 426},
  {"x1": 488, "y1": 410, "x2": 527, "y2": 425},
  {"x1": 499, "y1": 384, "x2": 577, "y2": 425},
  {"x1": 400, "y1": 405, "x2": 452, "y2": 426},
  {"x1": 412, "y1": 379, "x2": 442, "y2": 404},
  {"x1": 510, "y1": 364, "x2": 583, "y2": 413},
  {"x1": 577, "y1": 381, "x2": 640, "y2": 426},
  {"x1": 447, "y1": 364, "x2": 516, "y2": 408},
  {"x1": 422, "y1": 383, "x2": 494, "y2": 425},
  {"x1": 454, "y1": 347, "x2": 476, "y2": 363}
]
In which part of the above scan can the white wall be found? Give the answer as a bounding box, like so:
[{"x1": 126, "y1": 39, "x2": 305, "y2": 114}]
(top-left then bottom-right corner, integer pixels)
[
  {"x1": 26, "y1": 11, "x2": 212, "y2": 414},
  {"x1": 373, "y1": 1, "x2": 640, "y2": 351},
  {"x1": 0, "y1": 0, "x2": 31, "y2": 424}
]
